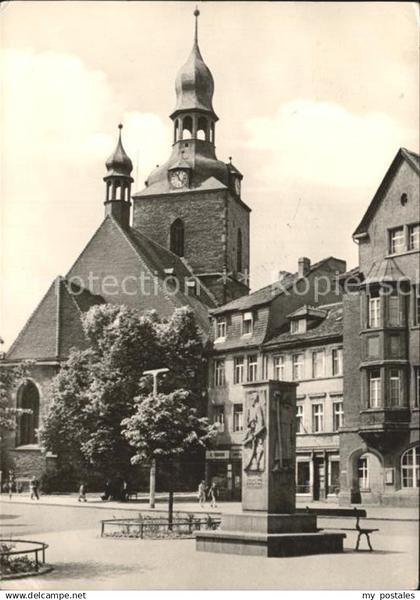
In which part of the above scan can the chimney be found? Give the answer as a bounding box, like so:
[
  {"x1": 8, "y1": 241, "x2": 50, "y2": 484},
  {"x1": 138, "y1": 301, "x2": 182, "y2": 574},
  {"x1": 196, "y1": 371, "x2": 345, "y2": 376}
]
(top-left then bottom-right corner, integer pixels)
[{"x1": 298, "y1": 257, "x2": 311, "y2": 277}]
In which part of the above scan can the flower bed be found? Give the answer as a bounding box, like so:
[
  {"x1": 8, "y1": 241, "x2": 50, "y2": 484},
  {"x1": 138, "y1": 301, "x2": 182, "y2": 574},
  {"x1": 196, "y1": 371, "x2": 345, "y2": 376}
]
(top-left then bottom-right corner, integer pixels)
[
  {"x1": 100, "y1": 513, "x2": 221, "y2": 539},
  {"x1": 0, "y1": 540, "x2": 52, "y2": 579}
]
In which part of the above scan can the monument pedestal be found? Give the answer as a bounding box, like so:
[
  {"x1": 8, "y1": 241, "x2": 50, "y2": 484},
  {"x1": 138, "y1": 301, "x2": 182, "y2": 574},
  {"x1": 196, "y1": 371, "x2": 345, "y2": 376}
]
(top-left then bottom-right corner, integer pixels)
[
  {"x1": 196, "y1": 381, "x2": 346, "y2": 557},
  {"x1": 196, "y1": 512, "x2": 346, "y2": 557}
]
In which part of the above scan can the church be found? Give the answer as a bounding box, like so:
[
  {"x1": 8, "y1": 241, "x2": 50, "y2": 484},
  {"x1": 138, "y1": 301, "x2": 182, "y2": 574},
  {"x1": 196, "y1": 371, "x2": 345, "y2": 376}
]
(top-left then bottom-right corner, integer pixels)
[{"x1": 2, "y1": 10, "x2": 251, "y2": 481}]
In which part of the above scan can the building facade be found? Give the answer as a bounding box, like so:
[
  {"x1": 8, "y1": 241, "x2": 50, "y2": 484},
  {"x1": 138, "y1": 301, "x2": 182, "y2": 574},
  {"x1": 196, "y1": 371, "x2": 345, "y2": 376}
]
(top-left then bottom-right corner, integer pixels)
[
  {"x1": 206, "y1": 257, "x2": 346, "y2": 500},
  {"x1": 339, "y1": 148, "x2": 419, "y2": 507}
]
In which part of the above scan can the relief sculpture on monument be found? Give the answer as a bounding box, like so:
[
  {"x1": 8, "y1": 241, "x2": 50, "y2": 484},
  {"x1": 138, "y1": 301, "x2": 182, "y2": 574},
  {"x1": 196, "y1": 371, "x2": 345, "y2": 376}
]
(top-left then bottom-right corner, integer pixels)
[{"x1": 243, "y1": 391, "x2": 266, "y2": 472}]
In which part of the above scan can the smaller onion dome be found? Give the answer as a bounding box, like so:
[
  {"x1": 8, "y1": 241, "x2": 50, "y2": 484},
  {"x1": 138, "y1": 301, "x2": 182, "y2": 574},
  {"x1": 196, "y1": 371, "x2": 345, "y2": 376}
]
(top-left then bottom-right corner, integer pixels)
[{"x1": 105, "y1": 124, "x2": 133, "y2": 178}]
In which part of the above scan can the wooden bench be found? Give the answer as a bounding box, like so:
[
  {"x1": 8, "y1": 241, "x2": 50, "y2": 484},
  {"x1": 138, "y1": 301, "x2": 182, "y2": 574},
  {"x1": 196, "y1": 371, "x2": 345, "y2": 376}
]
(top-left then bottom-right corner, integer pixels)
[
  {"x1": 300, "y1": 506, "x2": 379, "y2": 551},
  {"x1": 350, "y1": 507, "x2": 379, "y2": 551}
]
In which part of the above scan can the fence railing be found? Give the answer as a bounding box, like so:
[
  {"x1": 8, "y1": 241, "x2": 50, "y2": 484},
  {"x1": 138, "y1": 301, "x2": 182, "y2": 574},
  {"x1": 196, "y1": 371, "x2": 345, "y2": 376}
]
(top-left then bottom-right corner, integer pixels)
[
  {"x1": 0, "y1": 539, "x2": 49, "y2": 577},
  {"x1": 100, "y1": 515, "x2": 221, "y2": 538}
]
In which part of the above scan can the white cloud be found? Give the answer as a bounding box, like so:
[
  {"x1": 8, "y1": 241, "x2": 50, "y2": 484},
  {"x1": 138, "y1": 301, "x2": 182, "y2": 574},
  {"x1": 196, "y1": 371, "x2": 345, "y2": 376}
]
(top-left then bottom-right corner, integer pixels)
[{"x1": 244, "y1": 99, "x2": 418, "y2": 189}]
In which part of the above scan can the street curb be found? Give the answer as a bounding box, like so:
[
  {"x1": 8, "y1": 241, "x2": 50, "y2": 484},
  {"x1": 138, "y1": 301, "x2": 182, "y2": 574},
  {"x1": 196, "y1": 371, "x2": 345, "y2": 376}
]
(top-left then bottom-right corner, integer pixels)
[{"x1": 0, "y1": 498, "x2": 219, "y2": 516}]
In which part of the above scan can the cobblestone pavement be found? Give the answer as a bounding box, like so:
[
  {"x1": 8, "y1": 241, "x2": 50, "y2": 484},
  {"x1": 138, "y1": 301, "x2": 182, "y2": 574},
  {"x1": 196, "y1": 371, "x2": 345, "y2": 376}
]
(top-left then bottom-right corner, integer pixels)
[{"x1": 1, "y1": 500, "x2": 418, "y2": 590}]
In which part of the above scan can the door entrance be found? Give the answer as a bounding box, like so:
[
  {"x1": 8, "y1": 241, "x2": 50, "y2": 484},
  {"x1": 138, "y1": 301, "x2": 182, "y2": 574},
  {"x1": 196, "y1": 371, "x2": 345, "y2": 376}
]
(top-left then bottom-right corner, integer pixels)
[{"x1": 313, "y1": 458, "x2": 325, "y2": 500}]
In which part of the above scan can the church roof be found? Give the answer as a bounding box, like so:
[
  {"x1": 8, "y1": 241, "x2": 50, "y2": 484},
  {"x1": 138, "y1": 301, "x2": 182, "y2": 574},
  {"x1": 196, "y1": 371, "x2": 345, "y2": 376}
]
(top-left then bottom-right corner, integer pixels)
[
  {"x1": 6, "y1": 216, "x2": 217, "y2": 362},
  {"x1": 6, "y1": 279, "x2": 104, "y2": 361}
]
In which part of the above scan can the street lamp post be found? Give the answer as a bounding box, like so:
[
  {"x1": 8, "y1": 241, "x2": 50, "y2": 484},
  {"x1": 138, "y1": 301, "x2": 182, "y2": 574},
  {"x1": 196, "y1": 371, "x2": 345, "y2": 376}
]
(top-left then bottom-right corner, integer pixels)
[{"x1": 143, "y1": 368, "x2": 169, "y2": 509}]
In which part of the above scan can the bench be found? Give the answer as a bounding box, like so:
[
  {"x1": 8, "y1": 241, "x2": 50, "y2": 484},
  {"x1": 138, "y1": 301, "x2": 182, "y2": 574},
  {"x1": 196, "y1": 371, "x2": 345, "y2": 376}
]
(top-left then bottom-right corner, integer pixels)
[
  {"x1": 301, "y1": 506, "x2": 379, "y2": 551},
  {"x1": 348, "y1": 507, "x2": 379, "y2": 551}
]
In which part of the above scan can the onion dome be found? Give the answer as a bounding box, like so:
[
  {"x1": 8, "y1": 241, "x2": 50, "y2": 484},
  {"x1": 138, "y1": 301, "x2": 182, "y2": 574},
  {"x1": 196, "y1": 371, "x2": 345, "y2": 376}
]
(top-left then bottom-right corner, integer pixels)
[
  {"x1": 105, "y1": 124, "x2": 133, "y2": 177},
  {"x1": 170, "y1": 8, "x2": 217, "y2": 118}
]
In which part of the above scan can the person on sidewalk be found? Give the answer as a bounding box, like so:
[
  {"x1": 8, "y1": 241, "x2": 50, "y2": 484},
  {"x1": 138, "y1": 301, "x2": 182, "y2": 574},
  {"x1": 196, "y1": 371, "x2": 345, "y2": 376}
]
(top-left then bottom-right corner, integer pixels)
[
  {"x1": 208, "y1": 481, "x2": 218, "y2": 508},
  {"x1": 78, "y1": 483, "x2": 87, "y2": 502},
  {"x1": 29, "y1": 476, "x2": 40, "y2": 500},
  {"x1": 197, "y1": 480, "x2": 206, "y2": 508}
]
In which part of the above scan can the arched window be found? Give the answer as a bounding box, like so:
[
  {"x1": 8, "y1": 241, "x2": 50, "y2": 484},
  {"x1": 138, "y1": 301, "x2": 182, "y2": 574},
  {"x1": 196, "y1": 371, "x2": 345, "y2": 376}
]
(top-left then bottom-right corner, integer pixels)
[
  {"x1": 174, "y1": 119, "x2": 179, "y2": 142},
  {"x1": 237, "y1": 229, "x2": 243, "y2": 273},
  {"x1": 170, "y1": 219, "x2": 185, "y2": 257},
  {"x1": 401, "y1": 446, "x2": 419, "y2": 488},
  {"x1": 197, "y1": 116, "x2": 207, "y2": 140},
  {"x1": 182, "y1": 116, "x2": 193, "y2": 140},
  {"x1": 17, "y1": 380, "x2": 40, "y2": 446}
]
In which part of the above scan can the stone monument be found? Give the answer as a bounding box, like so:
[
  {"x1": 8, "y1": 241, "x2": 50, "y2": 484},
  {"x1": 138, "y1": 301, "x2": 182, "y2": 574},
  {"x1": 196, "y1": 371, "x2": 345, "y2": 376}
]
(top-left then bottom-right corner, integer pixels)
[{"x1": 196, "y1": 380, "x2": 346, "y2": 557}]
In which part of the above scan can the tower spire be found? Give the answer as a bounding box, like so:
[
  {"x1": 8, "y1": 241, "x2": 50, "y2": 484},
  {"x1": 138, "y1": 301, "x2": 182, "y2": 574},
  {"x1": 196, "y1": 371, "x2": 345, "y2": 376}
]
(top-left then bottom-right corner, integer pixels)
[{"x1": 194, "y1": 6, "x2": 200, "y2": 44}]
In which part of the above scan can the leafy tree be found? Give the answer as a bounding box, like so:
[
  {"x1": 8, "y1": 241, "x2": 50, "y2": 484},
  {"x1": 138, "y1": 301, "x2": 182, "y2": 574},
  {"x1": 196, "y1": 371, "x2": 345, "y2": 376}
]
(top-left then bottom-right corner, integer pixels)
[
  {"x1": 121, "y1": 388, "x2": 217, "y2": 523},
  {"x1": 40, "y1": 304, "x2": 210, "y2": 492},
  {"x1": 40, "y1": 305, "x2": 160, "y2": 484}
]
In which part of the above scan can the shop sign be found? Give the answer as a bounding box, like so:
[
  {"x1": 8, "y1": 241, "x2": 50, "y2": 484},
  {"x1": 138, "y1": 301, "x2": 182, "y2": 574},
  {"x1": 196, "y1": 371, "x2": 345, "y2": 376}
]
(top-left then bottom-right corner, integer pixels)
[{"x1": 206, "y1": 450, "x2": 229, "y2": 460}]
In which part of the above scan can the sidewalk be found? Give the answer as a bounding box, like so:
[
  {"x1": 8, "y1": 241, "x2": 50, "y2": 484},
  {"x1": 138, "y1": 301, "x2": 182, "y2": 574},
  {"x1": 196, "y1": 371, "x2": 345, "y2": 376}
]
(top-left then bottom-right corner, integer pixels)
[{"x1": 1, "y1": 492, "x2": 418, "y2": 521}]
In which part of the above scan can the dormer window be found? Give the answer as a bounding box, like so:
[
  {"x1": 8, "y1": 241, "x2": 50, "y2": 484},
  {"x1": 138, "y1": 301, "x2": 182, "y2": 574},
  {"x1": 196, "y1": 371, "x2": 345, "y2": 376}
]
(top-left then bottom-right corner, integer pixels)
[
  {"x1": 290, "y1": 318, "x2": 306, "y2": 334},
  {"x1": 242, "y1": 312, "x2": 253, "y2": 336},
  {"x1": 215, "y1": 317, "x2": 227, "y2": 341}
]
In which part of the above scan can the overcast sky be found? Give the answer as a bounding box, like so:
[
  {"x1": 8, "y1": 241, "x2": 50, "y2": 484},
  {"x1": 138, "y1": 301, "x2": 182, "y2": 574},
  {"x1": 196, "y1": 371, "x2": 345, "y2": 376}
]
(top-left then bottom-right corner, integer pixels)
[{"x1": 1, "y1": 1, "x2": 419, "y2": 350}]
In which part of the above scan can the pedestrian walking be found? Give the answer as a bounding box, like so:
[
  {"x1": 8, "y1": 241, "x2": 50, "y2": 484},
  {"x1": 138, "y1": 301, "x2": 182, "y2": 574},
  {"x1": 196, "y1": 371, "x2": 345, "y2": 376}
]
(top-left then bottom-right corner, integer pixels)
[
  {"x1": 197, "y1": 480, "x2": 206, "y2": 508},
  {"x1": 101, "y1": 479, "x2": 111, "y2": 501},
  {"x1": 78, "y1": 482, "x2": 87, "y2": 502},
  {"x1": 29, "y1": 476, "x2": 40, "y2": 500},
  {"x1": 208, "y1": 481, "x2": 218, "y2": 508}
]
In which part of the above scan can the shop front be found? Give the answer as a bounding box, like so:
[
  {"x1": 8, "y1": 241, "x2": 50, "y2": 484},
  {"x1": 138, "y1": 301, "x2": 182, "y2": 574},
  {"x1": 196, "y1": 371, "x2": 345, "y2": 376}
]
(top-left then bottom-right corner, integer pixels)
[{"x1": 205, "y1": 447, "x2": 242, "y2": 501}]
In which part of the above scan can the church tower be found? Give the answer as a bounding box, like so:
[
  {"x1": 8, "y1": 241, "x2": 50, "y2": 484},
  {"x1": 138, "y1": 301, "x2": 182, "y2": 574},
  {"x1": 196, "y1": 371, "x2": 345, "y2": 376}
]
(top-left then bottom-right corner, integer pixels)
[{"x1": 132, "y1": 9, "x2": 250, "y2": 305}]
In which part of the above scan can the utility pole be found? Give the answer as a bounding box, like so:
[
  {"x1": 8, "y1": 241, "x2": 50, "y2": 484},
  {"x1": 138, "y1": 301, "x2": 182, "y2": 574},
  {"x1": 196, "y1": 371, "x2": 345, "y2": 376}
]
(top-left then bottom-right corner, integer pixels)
[{"x1": 143, "y1": 368, "x2": 169, "y2": 509}]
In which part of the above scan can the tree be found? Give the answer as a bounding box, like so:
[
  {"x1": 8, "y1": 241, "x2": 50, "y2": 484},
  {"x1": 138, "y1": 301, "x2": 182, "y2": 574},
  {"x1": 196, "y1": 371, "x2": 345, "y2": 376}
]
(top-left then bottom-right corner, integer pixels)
[
  {"x1": 121, "y1": 388, "x2": 217, "y2": 525},
  {"x1": 40, "y1": 304, "x2": 210, "y2": 493},
  {"x1": 40, "y1": 304, "x2": 160, "y2": 487}
]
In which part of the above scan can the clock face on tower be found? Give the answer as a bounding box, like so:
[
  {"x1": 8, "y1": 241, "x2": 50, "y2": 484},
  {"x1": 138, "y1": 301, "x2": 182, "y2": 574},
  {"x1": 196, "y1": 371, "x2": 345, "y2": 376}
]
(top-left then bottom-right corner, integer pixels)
[{"x1": 169, "y1": 169, "x2": 189, "y2": 189}]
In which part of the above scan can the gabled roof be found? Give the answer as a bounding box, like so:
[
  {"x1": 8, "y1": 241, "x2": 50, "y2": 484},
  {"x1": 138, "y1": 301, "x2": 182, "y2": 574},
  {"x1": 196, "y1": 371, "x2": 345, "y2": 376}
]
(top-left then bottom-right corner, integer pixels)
[
  {"x1": 353, "y1": 148, "x2": 420, "y2": 238},
  {"x1": 264, "y1": 302, "x2": 343, "y2": 348},
  {"x1": 6, "y1": 278, "x2": 104, "y2": 361},
  {"x1": 287, "y1": 305, "x2": 327, "y2": 320}
]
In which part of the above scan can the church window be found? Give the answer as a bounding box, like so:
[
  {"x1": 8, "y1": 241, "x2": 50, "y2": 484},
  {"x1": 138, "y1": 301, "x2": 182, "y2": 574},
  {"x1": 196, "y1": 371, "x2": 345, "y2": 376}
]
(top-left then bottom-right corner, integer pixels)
[
  {"x1": 170, "y1": 219, "x2": 185, "y2": 257},
  {"x1": 182, "y1": 116, "x2": 193, "y2": 140},
  {"x1": 17, "y1": 380, "x2": 40, "y2": 446}
]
